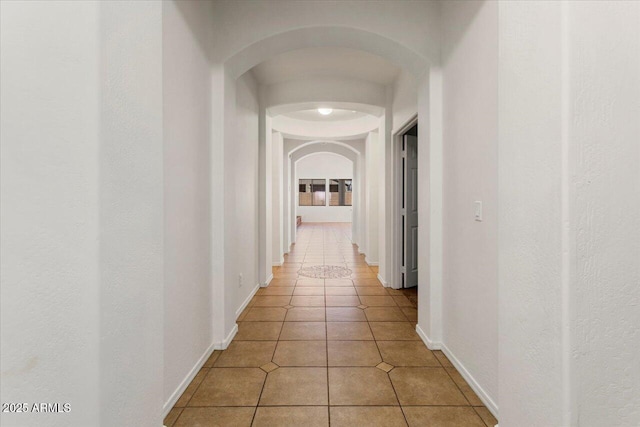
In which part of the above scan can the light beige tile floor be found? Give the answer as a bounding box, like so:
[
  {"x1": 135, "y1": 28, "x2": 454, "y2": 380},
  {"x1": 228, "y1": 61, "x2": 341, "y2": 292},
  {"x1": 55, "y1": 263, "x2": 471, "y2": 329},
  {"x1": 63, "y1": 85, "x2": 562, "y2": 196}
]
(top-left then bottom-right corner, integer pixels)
[{"x1": 165, "y1": 223, "x2": 498, "y2": 427}]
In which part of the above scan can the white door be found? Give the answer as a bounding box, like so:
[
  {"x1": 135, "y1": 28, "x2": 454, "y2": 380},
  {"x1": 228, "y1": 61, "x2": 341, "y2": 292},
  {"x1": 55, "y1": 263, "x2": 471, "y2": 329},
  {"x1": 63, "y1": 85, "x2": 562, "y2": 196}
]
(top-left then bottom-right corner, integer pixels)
[{"x1": 403, "y1": 135, "x2": 418, "y2": 287}]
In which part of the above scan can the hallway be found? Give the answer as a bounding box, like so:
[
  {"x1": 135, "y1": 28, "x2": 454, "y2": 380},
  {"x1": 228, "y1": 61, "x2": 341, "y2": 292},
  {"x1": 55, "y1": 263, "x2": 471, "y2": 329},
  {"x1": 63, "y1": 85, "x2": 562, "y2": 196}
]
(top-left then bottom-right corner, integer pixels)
[
  {"x1": 2, "y1": 2, "x2": 639, "y2": 425},
  {"x1": 164, "y1": 224, "x2": 497, "y2": 427}
]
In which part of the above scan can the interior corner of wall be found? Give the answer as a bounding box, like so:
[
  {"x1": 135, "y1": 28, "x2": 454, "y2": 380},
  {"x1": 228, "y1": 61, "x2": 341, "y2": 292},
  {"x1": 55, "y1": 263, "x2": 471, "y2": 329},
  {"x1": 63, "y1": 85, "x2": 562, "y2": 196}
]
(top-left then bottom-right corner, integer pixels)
[
  {"x1": 215, "y1": 323, "x2": 238, "y2": 351},
  {"x1": 441, "y1": 342, "x2": 499, "y2": 419},
  {"x1": 236, "y1": 282, "x2": 260, "y2": 319},
  {"x1": 376, "y1": 273, "x2": 387, "y2": 286},
  {"x1": 262, "y1": 273, "x2": 274, "y2": 287}
]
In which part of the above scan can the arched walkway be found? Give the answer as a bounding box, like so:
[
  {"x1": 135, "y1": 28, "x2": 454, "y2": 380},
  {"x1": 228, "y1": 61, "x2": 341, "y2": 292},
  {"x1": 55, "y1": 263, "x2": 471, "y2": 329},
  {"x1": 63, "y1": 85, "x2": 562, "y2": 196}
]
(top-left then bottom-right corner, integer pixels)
[
  {"x1": 288, "y1": 145, "x2": 360, "y2": 249},
  {"x1": 205, "y1": 20, "x2": 447, "y2": 423}
]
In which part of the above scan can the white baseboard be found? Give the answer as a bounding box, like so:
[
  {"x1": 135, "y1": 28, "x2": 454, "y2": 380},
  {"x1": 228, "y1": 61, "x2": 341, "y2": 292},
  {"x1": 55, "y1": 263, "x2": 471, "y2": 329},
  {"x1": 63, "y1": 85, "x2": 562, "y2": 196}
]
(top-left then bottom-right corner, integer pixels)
[
  {"x1": 415, "y1": 326, "x2": 499, "y2": 420},
  {"x1": 236, "y1": 282, "x2": 260, "y2": 319},
  {"x1": 415, "y1": 324, "x2": 442, "y2": 350},
  {"x1": 214, "y1": 323, "x2": 238, "y2": 350},
  {"x1": 376, "y1": 273, "x2": 387, "y2": 286},
  {"x1": 162, "y1": 340, "x2": 216, "y2": 418},
  {"x1": 272, "y1": 257, "x2": 284, "y2": 267},
  {"x1": 262, "y1": 274, "x2": 273, "y2": 287},
  {"x1": 440, "y1": 343, "x2": 499, "y2": 420},
  {"x1": 365, "y1": 258, "x2": 378, "y2": 266}
]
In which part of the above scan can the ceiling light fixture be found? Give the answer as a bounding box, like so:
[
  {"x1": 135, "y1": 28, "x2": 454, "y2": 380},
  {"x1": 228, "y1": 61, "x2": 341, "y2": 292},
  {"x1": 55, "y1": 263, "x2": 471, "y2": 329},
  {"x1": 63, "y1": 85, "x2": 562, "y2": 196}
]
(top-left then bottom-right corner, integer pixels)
[{"x1": 317, "y1": 108, "x2": 333, "y2": 115}]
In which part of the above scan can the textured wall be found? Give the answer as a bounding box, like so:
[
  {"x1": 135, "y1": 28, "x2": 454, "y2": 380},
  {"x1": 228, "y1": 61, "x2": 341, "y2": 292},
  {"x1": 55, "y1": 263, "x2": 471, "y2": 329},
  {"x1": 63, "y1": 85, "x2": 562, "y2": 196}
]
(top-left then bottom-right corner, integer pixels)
[
  {"x1": 499, "y1": 2, "x2": 640, "y2": 425},
  {"x1": 441, "y1": 0, "x2": 499, "y2": 412},
  {"x1": 570, "y1": 2, "x2": 640, "y2": 424},
  {"x1": 0, "y1": 2, "x2": 101, "y2": 425},
  {"x1": 498, "y1": 2, "x2": 565, "y2": 424},
  {"x1": 1, "y1": 2, "x2": 164, "y2": 426},
  {"x1": 98, "y1": 3, "x2": 164, "y2": 425}
]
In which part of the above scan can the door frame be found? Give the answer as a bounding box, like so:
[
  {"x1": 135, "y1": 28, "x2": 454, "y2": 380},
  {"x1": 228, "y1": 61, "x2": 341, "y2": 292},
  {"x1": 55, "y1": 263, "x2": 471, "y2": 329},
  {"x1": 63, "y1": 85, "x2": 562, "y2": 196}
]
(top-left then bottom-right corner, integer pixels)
[{"x1": 391, "y1": 115, "x2": 418, "y2": 290}]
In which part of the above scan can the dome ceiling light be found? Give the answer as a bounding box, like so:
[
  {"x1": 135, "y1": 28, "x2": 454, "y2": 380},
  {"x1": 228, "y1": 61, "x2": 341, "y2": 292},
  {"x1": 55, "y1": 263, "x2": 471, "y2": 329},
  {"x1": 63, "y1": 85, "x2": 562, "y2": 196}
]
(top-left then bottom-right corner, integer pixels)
[{"x1": 317, "y1": 108, "x2": 333, "y2": 115}]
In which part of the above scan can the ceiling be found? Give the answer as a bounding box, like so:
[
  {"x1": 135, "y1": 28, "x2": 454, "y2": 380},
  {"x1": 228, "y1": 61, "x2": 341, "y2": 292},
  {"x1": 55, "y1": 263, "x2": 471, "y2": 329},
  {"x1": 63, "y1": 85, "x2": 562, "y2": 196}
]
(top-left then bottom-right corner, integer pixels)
[{"x1": 251, "y1": 46, "x2": 401, "y2": 86}]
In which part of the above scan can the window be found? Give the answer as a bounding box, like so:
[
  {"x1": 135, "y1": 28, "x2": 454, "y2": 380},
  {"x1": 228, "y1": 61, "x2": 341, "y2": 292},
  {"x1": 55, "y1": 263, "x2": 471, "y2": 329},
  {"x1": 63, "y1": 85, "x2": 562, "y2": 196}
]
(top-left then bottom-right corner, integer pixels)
[
  {"x1": 299, "y1": 179, "x2": 312, "y2": 206},
  {"x1": 329, "y1": 179, "x2": 352, "y2": 206},
  {"x1": 299, "y1": 179, "x2": 326, "y2": 206},
  {"x1": 312, "y1": 179, "x2": 326, "y2": 206}
]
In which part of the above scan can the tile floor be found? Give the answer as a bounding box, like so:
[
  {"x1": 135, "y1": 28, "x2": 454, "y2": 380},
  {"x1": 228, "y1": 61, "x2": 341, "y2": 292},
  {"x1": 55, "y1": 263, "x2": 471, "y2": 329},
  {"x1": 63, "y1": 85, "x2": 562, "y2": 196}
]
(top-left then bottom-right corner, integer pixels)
[{"x1": 165, "y1": 223, "x2": 498, "y2": 427}]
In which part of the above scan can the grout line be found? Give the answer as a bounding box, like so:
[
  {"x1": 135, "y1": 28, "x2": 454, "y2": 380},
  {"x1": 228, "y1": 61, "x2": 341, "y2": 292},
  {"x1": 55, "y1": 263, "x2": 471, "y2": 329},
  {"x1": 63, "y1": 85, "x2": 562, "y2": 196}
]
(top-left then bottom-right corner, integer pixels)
[
  {"x1": 182, "y1": 404, "x2": 481, "y2": 408},
  {"x1": 322, "y1": 228, "x2": 332, "y2": 425},
  {"x1": 170, "y1": 225, "x2": 433, "y2": 422},
  {"x1": 249, "y1": 338, "x2": 276, "y2": 424},
  {"x1": 164, "y1": 406, "x2": 183, "y2": 427},
  {"x1": 180, "y1": 366, "x2": 211, "y2": 408},
  {"x1": 247, "y1": 406, "x2": 258, "y2": 426},
  {"x1": 473, "y1": 406, "x2": 495, "y2": 427},
  {"x1": 440, "y1": 361, "x2": 475, "y2": 407}
]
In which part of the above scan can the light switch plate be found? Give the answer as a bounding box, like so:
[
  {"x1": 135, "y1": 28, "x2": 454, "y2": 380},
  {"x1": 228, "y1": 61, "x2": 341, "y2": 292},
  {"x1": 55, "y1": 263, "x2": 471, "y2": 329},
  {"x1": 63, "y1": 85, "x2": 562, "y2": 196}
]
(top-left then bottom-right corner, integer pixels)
[{"x1": 474, "y1": 201, "x2": 483, "y2": 221}]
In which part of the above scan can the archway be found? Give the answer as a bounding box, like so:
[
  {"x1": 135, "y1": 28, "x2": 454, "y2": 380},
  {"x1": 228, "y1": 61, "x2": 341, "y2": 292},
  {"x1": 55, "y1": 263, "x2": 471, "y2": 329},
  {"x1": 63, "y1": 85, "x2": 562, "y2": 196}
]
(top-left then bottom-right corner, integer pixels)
[
  {"x1": 287, "y1": 142, "x2": 362, "y2": 255},
  {"x1": 224, "y1": 26, "x2": 431, "y2": 80},
  {"x1": 211, "y1": 25, "x2": 442, "y2": 389},
  {"x1": 292, "y1": 151, "x2": 355, "y2": 234}
]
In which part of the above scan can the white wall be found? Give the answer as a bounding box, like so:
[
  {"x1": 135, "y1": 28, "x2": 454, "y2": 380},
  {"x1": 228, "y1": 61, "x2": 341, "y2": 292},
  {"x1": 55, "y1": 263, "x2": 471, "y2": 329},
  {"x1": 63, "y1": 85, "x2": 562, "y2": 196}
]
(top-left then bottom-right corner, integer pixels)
[
  {"x1": 1, "y1": 2, "x2": 101, "y2": 425},
  {"x1": 441, "y1": 0, "x2": 499, "y2": 414},
  {"x1": 162, "y1": 0, "x2": 213, "y2": 415},
  {"x1": 283, "y1": 147, "x2": 293, "y2": 249},
  {"x1": 499, "y1": 2, "x2": 640, "y2": 426},
  {"x1": 272, "y1": 131, "x2": 284, "y2": 264},
  {"x1": 364, "y1": 132, "x2": 379, "y2": 264},
  {"x1": 378, "y1": 113, "x2": 390, "y2": 281},
  {"x1": 296, "y1": 153, "x2": 353, "y2": 223},
  {"x1": 99, "y1": 3, "x2": 165, "y2": 425},
  {"x1": 226, "y1": 71, "x2": 260, "y2": 313},
  {"x1": 391, "y1": 70, "x2": 418, "y2": 132},
  {"x1": 210, "y1": 65, "x2": 234, "y2": 345},
  {"x1": 498, "y1": 3, "x2": 565, "y2": 424},
  {"x1": 569, "y1": 3, "x2": 639, "y2": 423},
  {"x1": 420, "y1": 68, "x2": 444, "y2": 347},
  {"x1": 2, "y1": 2, "x2": 165, "y2": 426},
  {"x1": 257, "y1": 106, "x2": 274, "y2": 286}
]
